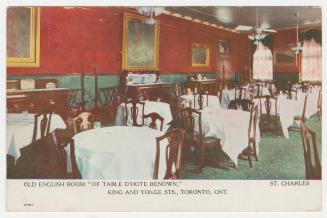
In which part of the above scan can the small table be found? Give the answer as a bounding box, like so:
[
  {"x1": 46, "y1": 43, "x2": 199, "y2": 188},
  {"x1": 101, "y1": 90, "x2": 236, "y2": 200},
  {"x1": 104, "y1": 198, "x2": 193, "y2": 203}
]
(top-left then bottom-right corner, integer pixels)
[
  {"x1": 6, "y1": 113, "x2": 66, "y2": 162},
  {"x1": 73, "y1": 126, "x2": 167, "y2": 179},
  {"x1": 115, "y1": 101, "x2": 173, "y2": 132}
]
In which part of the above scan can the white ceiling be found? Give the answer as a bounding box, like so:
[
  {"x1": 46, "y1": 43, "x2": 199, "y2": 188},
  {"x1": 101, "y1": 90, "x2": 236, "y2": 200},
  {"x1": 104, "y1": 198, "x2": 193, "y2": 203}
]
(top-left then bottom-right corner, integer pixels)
[{"x1": 165, "y1": 6, "x2": 321, "y2": 30}]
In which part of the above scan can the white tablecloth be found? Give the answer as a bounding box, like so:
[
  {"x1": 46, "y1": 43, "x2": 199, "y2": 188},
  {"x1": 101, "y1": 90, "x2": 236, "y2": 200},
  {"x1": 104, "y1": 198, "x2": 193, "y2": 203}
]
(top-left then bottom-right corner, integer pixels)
[
  {"x1": 73, "y1": 126, "x2": 167, "y2": 179},
  {"x1": 6, "y1": 113, "x2": 66, "y2": 162},
  {"x1": 115, "y1": 101, "x2": 173, "y2": 132},
  {"x1": 221, "y1": 89, "x2": 235, "y2": 109},
  {"x1": 179, "y1": 94, "x2": 220, "y2": 110},
  {"x1": 193, "y1": 108, "x2": 260, "y2": 166}
]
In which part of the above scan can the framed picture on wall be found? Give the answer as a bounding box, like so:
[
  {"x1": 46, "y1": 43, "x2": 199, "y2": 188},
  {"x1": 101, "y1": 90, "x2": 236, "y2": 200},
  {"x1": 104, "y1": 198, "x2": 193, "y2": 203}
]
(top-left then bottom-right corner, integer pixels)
[
  {"x1": 274, "y1": 50, "x2": 296, "y2": 66},
  {"x1": 6, "y1": 7, "x2": 40, "y2": 67},
  {"x1": 191, "y1": 43, "x2": 210, "y2": 67},
  {"x1": 122, "y1": 12, "x2": 160, "y2": 70}
]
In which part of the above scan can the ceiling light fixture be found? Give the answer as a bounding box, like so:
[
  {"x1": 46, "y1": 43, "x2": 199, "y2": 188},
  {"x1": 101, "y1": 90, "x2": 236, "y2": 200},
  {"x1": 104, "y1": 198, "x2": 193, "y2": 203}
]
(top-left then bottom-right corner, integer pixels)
[
  {"x1": 291, "y1": 12, "x2": 303, "y2": 54},
  {"x1": 136, "y1": 7, "x2": 165, "y2": 25},
  {"x1": 234, "y1": 8, "x2": 277, "y2": 45}
]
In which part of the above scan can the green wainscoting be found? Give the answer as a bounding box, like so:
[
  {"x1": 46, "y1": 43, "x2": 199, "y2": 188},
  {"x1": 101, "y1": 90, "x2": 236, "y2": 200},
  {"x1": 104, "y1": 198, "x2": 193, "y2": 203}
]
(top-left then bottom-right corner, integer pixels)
[
  {"x1": 8, "y1": 72, "x2": 300, "y2": 108},
  {"x1": 7, "y1": 72, "x2": 216, "y2": 108}
]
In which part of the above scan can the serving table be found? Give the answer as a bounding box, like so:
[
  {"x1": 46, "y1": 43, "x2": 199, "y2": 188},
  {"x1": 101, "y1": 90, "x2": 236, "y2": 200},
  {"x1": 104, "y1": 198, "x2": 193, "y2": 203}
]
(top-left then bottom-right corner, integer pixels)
[
  {"x1": 185, "y1": 79, "x2": 218, "y2": 95},
  {"x1": 7, "y1": 88, "x2": 70, "y2": 119}
]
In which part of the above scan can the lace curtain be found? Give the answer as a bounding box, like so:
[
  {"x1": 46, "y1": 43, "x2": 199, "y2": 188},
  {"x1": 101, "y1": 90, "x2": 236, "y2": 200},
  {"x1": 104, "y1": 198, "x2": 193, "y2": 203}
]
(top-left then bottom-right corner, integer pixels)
[
  {"x1": 252, "y1": 42, "x2": 273, "y2": 80},
  {"x1": 301, "y1": 38, "x2": 322, "y2": 81}
]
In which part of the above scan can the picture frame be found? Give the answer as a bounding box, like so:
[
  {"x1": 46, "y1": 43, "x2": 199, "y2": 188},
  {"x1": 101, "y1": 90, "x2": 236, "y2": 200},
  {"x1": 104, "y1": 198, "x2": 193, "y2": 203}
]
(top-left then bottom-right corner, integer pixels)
[
  {"x1": 6, "y1": 7, "x2": 40, "y2": 67},
  {"x1": 191, "y1": 43, "x2": 210, "y2": 67},
  {"x1": 274, "y1": 50, "x2": 296, "y2": 66},
  {"x1": 122, "y1": 12, "x2": 160, "y2": 70}
]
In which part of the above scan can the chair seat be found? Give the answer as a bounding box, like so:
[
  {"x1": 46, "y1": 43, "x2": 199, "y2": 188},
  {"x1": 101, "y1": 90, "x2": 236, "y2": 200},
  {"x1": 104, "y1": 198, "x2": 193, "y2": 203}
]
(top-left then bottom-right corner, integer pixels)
[{"x1": 195, "y1": 135, "x2": 220, "y2": 146}]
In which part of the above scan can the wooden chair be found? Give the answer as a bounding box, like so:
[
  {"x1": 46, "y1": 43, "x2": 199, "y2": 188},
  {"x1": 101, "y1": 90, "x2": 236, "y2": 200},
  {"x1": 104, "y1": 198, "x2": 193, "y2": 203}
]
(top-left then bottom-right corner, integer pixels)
[
  {"x1": 217, "y1": 90, "x2": 222, "y2": 106},
  {"x1": 73, "y1": 112, "x2": 95, "y2": 133},
  {"x1": 317, "y1": 90, "x2": 322, "y2": 120},
  {"x1": 16, "y1": 128, "x2": 77, "y2": 179},
  {"x1": 97, "y1": 86, "x2": 125, "y2": 125},
  {"x1": 124, "y1": 99, "x2": 145, "y2": 127},
  {"x1": 66, "y1": 139, "x2": 81, "y2": 178},
  {"x1": 153, "y1": 128, "x2": 185, "y2": 179},
  {"x1": 235, "y1": 87, "x2": 246, "y2": 99},
  {"x1": 32, "y1": 112, "x2": 53, "y2": 142},
  {"x1": 143, "y1": 112, "x2": 164, "y2": 131},
  {"x1": 294, "y1": 94, "x2": 308, "y2": 123},
  {"x1": 98, "y1": 86, "x2": 125, "y2": 107},
  {"x1": 228, "y1": 99, "x2": 254, "y2": 112},
  {"x1": 47, "y1": 130, "x2": 79, "y2": 178},
  {"x1": 171, "y1": 82, "x2": 182, "y2": 98},
  {"x1": 193, "y1": 92, "x2": 208, "y2": 110},
  {"x1": 253, "y1": 83, "x2": 263, "y2": 97},
  {"x1": 243, "y1": 105, "x2": 259, "y2": 168},
  {"x1": 299, "y1": 121, "x2": 321, "y2": 180},
  {"x1": 300, "y1": 82, "x2": 313, "y2": 93},
  {"x1": 255, "y1": 95, "x2": 280, "y2": 134},
  {"x1": 68, "y1": 89, "x2": 84, "y2": 116},
  {"x1": 169, "y1": 83, "x2": 182, "y2": 120},
  {"x1": 50, "y1": 129, "x2": 79, "y2": 178},
  {"x1": 181, "y1": 107, "x2": 221, "y2": 172}
]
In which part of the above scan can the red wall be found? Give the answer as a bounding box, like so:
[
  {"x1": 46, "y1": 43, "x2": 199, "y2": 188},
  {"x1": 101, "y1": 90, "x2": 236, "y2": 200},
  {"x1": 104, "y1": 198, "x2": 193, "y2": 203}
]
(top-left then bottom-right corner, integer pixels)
[
  {"x1": 7, "y1": 7, "x2": 250, "y2": 76},
  {"x1": 273, "y1": 29, "x2": 299, "y2": 73}
]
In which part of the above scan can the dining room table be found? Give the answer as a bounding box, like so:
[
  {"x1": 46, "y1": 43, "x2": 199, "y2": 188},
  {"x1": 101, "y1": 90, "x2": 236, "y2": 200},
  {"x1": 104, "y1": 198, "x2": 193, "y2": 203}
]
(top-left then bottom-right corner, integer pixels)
[
  {"x1": 177, "y1": 94, "x2": 221, "y2": 119},
  {"x1": 6, "y1": 112, "x2": 66, "y2": 163},
  {"x1": 192, "y1": 107, "x2": 261, "y2": 167},
  {"x1": 115, "y1": 100, "x2": 173, "y2": 132},
  {"x1": 72, "y1": 126, "x2": 167, "y2": 179}
]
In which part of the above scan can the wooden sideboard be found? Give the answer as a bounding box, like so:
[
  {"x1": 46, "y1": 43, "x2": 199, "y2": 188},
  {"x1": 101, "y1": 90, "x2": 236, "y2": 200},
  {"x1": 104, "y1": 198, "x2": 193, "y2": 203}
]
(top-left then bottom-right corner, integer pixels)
[
  {"x1": 185, "y1": 79, "x2": 219, "y2": 95},
  {"x1": 125, "y1": 83, "x2": 170, "y2": 103},
  {"x1": 7, "y1": 88, "x2": 70, "y2": 119}
]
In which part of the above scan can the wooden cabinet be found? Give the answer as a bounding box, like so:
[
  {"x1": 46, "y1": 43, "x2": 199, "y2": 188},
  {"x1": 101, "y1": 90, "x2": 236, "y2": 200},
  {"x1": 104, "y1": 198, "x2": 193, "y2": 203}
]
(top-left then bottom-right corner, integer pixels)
[
  {"x1": 125, "y1": 83, "x2": 170, "y2": 103},
  {"x1": 185, "y1": 79, "x2": 218, "y2": 95},
  {"x1": 7, "y1": 88, "x2": 70, "y2": 119}
]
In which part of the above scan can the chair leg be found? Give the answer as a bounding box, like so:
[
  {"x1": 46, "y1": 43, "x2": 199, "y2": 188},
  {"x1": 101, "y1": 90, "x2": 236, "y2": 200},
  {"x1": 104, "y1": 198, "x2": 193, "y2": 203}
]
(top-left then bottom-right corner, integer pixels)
[
  {"x1": 252, "y1": 142, "x2": 258, "y2": 162},
  {"x1": 197, "y1": 146, "x2": 205, "y2": 173},
  {"x1": 248, "y1": 147, "x2": 253, "y2": 168},
  {"x1": 215, "y1": 144, "x2": 225, "y2": 168}
]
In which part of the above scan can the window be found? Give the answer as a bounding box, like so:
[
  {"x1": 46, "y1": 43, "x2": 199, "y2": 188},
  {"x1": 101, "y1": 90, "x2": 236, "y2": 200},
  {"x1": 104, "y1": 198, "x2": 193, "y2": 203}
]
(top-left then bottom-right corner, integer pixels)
[
  {"x1": 217, "y1": 39, "x2": 231, "y2": 81},
  {"x1": 252, "y1": 42, "x2": 273, "y2": 80},
  {"x1": 301, "y1": 39, "x2": 322, "y2": 81}
]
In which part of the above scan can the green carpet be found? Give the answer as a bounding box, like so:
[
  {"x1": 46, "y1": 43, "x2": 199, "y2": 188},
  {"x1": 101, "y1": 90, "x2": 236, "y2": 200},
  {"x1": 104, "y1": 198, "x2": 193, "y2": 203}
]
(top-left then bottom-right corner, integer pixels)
[{"x1": 180, "y1": 116, "x2": 322, "y2": 180}]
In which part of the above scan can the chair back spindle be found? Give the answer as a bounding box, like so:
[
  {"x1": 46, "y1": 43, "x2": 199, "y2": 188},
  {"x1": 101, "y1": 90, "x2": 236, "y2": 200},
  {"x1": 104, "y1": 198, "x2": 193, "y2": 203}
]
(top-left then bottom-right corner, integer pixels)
[{"x1": 32, "y1": 112, "x2": 53, "y2": 142}]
